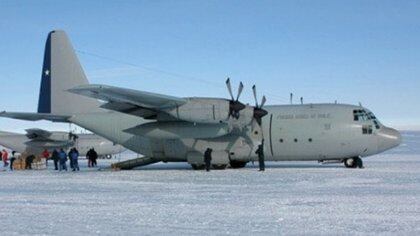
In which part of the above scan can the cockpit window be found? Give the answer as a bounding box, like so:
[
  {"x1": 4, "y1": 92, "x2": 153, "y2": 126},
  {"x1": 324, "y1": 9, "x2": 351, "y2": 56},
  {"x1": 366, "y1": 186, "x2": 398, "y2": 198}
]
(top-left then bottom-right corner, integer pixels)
[
  {"x1": 353, "y1": 109, "x2": 368, "y2": 121},
  {"x1": 353, "y1": 109, "x2": 381, "y2": 129},
  {"x1": 362, "y1": 125, "x2": 373, "y2": 134}
]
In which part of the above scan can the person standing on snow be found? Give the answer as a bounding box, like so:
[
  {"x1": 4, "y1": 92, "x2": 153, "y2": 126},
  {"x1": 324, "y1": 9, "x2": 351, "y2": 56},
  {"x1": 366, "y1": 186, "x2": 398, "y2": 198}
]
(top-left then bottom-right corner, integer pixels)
[
  {"x1": 2, "y1": 149, "x2": 9, "y2": 168},
  {"x1": 52, "y1": 149, "x2": 59, "y2": 170},
  {"x1": 255, "y1": 139, "x2": 265, "y2": 171},
  {"x1": 41, "y1": 149, "x2": 50, "y2": 167},
  {"x1": 204, "y1": 148, "x2": 212, "y2": 172},
  {"x1": 90, "y1": 148, "x2": 98, "y2": 167},
  {"x1": 68, "y1": 148, "x2": 74, "y2": 170},
  {"x1": 25, "y1": 155, "x2": 35, "y2": 169},
  {"x1": 10, "y1": 151, "x2": 16, "y2": 171},
  {"x1": 70, "y1": 148, "x2": 80, "y2": 171},
  {"x1": 86, "y1": 148, "x2": 93, "y2": 168},
  {"x1": 58, "y1": 148, "x2": 67, "y2": 171}
]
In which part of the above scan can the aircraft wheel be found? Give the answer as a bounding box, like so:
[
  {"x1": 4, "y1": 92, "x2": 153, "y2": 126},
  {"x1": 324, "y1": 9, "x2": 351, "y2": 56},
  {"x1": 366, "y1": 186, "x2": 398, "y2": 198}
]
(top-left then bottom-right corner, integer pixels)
[
  {"x1": 212, "y1": 164, "x2": 227, "y2": 170},
  {"x1": 344, "y1": 158, "x2": 357, "y2": 168},
  {"x1": 229, "y1": 160, "x2": 247, "y2": 168},
  {"x1": 191, "y1": 164, "x2": 205, "y2": 170}
]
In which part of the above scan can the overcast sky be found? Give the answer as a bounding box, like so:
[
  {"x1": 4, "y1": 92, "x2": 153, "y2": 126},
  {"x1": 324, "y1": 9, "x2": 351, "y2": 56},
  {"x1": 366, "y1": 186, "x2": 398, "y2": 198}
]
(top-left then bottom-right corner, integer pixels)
[{"x1": 0, "y1": 0, "x2": 419, "y2": 132}]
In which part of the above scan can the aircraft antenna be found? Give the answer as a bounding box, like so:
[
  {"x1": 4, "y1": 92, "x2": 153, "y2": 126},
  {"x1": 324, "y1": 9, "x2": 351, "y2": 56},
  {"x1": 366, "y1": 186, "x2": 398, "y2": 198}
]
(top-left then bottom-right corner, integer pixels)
[
  {"x1": 290, "y1": 93, "x2": 293, "y2": 104},
  {"x1": 76, "y1": 49, "x2": 289, "y2": 104}
]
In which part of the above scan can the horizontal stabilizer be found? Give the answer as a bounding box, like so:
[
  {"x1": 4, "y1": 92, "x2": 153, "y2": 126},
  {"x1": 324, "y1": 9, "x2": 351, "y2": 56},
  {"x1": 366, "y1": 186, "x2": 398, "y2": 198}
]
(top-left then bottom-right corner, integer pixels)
[
  {"x1": 24, "y1": 140, "x2": 74, "y2": 148},
  {"x1": 25, "y1": 128, "x2": 52, "y2": 139},
  {"x1": 0, "y1": 111, "x2": 70, "y2": 122},
  {"x1": 68, "y1": 84, "x2": 187, "y2": 109}
]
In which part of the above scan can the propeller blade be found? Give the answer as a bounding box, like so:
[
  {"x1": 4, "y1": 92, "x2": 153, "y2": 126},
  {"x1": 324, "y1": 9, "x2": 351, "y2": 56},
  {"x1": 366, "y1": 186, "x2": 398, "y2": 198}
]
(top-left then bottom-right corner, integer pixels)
[
  {"x1": 236, "y1": 82, "x2": 244, "y2": 101},
  {"x1": 252, "y1": 85, "x2": 258, "y2": 107},
  {"x1": 260, "y1": 96, "x2": 267, "y2": 108},
  {"x1": 226, "y1": 78, "x2": 234, "y2": 101}
]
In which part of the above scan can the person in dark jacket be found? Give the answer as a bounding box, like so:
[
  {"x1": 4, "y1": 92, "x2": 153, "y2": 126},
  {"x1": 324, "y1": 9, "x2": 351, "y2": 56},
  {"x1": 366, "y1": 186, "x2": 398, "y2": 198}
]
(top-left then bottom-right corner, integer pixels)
[
  {"x1": 86, "y1": 148, "x2": 96, "y2": 168},
  {"x1": 68, "y1": 149, "x2": 74, "y2": 170},
  {"x1": 86, "y1": 149, "x2": 92, "y2": 168},
  {"x1": 58, "y1": 148, "x2": 67, "y2": 171},
  {"x1": 70, "y1": 148, "x2": 80, "y2": 171},
  {"x1": 204, "y1": 148, "x2": 212, "y2": 172},
  {"x1": 255, "y1": 139, "x2": 265, "y2": 171},
  {"x1": 52, "y1": 149, "x2": 59, "y2": 170},
  {"x1": 10, "y1": 151, "x2": 16, "y2": 171},
  {"x1": 90, "y1": 148, "x2": 98, "y2": 167},
  {"x1": 25, "y1": 155, "x2": 35, "y2": 169}
]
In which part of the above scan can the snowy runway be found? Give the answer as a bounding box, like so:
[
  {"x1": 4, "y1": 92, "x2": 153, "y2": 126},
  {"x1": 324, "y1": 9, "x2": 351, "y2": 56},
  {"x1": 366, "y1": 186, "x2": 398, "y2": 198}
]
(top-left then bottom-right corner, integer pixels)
[{"x1": 1, "y1": 132, "x2": 419, "y2": 235}]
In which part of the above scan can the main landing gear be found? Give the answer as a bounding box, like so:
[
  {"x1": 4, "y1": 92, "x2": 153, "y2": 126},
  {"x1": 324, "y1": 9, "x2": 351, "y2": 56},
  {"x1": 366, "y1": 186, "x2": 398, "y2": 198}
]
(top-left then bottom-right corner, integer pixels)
[
  {"x1": 229, "y1": 160, "x2": 247, "y2": 169},
  {"x1": 190, "y1": 164, "x2": 228, "y2": 170},
  {"x1": 191, "y1": 162, "x2": 246, "y2": 170},
  {"x1": 191, "y1": 164, "x2": 205, "y2": 170},
  {"x1": 344, "y1": 157, "x2": 364, "y2": 169}
]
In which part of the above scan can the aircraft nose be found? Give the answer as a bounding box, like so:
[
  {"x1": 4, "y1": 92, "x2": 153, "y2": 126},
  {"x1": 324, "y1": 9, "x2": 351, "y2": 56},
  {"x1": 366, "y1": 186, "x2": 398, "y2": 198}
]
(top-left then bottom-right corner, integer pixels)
[{"x1": 377, "y1": 127, "x2": 402, "y2": 152}]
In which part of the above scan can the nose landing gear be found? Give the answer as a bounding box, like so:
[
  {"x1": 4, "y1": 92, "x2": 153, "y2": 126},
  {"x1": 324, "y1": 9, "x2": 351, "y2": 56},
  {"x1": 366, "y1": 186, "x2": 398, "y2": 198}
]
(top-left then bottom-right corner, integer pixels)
[{"x1": 344, "y1": 157, "x2": 364, "y2": 168}]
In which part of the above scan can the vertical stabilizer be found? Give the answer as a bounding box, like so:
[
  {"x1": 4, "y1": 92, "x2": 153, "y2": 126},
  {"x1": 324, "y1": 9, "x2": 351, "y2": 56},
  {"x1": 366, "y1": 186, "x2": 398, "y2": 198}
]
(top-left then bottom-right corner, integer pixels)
[{"x1": 37, "y1": 30, "x2": 100, "y2": 115}]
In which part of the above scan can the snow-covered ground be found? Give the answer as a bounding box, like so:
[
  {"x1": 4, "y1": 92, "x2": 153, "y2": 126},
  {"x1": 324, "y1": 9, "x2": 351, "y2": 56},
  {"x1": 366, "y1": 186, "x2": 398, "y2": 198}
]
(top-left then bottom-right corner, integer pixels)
[{"x1": 0, "y1": 132, "x2": 419, "y2": 235}]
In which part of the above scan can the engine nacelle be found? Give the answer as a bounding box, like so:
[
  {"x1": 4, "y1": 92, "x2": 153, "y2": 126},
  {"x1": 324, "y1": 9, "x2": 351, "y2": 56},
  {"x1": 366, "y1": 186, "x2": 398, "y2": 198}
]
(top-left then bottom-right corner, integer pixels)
[
  {"x1": 163, "y1": 98, "x2": 230, "y2": 124},
  {"x1": 163, "y1": 98, "x2": 256, "y2": 127}
]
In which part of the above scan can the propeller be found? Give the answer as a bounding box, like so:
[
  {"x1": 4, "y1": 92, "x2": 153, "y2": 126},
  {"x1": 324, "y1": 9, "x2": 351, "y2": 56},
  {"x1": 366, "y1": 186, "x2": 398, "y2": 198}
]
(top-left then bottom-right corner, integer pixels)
[
  {"x1": 226, "y1": 78, "x2": 246, "y2": 119},
  {"x1": 252, "y1": 85, "x2": 268, "y2": 125}
]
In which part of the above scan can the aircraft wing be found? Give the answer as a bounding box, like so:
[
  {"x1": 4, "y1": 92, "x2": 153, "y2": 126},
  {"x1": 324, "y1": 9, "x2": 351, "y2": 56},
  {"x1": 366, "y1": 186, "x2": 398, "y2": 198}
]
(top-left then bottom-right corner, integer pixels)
[
  {"x1": 0, "y1": 111, "x2": 70, "y2": 122},
  {"x1": 68, "y1": 84, "x2": 187, "y2": 110},
  {"x1": 25, "y1": 128, "x2": 53, "y2": 140},
  {"x1": 99, "y1": 101, "x2": 158, "y2": 119}
]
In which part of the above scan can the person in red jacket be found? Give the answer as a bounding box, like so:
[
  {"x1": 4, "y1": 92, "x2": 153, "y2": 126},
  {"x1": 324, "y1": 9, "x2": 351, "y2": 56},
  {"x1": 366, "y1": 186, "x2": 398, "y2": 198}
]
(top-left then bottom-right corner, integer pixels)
[
  {"x1": 2, "y1": 149, "x2": 9, "y2": 168},
  {"x1": 41, "y1": 149, "x2": 50, "y2": 167}
]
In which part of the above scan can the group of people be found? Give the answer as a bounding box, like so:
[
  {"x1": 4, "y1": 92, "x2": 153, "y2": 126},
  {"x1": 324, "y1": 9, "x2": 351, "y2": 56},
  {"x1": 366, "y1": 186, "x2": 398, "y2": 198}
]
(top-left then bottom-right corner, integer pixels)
[
  {"x1": 3, "y1": 147, "x2": 99, "y2": 172},
  {"x1": 48, "y1": 148, "x2": 98, "y2": 171}
]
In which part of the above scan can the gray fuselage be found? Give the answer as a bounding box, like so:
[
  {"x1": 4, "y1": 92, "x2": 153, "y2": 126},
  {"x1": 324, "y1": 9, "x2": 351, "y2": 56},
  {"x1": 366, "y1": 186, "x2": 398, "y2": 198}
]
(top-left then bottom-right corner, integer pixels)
[{"x1": 68, "y1": 103, "x2": 401, "y2": 164}]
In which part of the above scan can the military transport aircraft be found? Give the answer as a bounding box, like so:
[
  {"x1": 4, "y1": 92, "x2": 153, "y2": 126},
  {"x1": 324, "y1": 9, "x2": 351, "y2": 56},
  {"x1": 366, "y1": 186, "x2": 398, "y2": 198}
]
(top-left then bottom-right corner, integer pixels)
[
  {"x1": 0, "y1": 30, "x2": 401, "y2": 169},
  {"x1": 0, "y1": 128, "x2": 125, "y2": 158}
]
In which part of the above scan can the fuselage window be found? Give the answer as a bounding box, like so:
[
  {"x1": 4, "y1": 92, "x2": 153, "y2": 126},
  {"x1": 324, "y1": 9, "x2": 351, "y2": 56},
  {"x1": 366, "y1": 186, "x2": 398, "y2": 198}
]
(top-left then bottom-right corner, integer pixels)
[
  {"x1": 308, "y1": 138, "x2": 312, "y2": 142},
  {"x1": 279, "y1": 139, "x2": 284, "y2": 143},
  {"x1": 294, "y1": 138, "x2": 298, "y2": 142}
]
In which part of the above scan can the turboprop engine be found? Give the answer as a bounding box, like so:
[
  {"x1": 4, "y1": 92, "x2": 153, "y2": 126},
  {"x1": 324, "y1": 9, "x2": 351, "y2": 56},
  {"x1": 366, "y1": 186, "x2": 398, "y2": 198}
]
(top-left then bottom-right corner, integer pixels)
[{"x1": 162, "y1": 78, "x2": 267, "y2": 128}]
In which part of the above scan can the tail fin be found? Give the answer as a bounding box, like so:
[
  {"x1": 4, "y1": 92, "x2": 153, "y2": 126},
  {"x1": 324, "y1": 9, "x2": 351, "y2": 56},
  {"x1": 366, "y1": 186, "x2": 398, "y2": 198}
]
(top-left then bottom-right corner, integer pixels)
[{"x1": 37, "y1": 30, "x2": 100, "y2": 115}]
